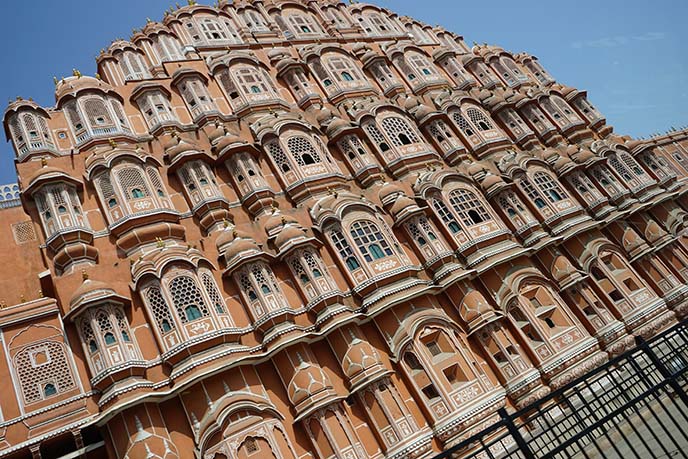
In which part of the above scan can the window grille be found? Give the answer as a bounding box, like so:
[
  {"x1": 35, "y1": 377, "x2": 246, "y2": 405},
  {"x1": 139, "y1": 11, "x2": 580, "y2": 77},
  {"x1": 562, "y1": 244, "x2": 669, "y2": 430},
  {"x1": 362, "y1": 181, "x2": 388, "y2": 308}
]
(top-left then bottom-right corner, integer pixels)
[
  {"x1": 608, "y1": 156, "x2": 634, "y2": 181},
  {"x1": 287, "y1": 136, "x2": 322, "y2": 166},
  {"x1": 380, "y1": 116, "x2": 420, "y2": 147},
  {"x1": 201, "y1": 272, "x2": 226, "y2": 314},
  {"x1": 97, "y1": 173, "x2": 116, "y2": 205},
  {"x1": 363, "y1": 122, "x2": 390, "y2": 152},
  {"x1": 452, "y1": 112, "x2": 473, "y2": 136},
  {"x1": 168, "y1": 275, "x2": 210, "y2": 323},
  {"x1": 146, "y1": 167, "x2": 166, "y2": 196},
  {"x1": 15, "y1": 341, "x2": 76, "y2": 404},
  {"x1": 145, "y1": 286, "x2": 176, "y2": 332},
  {"x1": 466, "y1": 108, "x2": 494, "y2": 131},
  {"x1": 117, "y1": 167, "x2": 151, "y2": 199},
  {"x1": 350, "y1": 220, "x2": 393, "y2": 262},
  {"x1": 267, "y1": 141, "x2": 291, "y2": 173},
  {"x1": 619, "y1": 152, "x2": 648, "y2": 177},
  {"x1": 12, "y1": 221, "x2": 36, "y2": 244},
  {"x1": 448, "y1": 189, "x2": 491, "y2": 225},
  {"x1": 64, "y1": 101, "x2": 83, "y2": 132},
  {"x1": 83, "y1": 98, "x2": 114, "y2": 127}
]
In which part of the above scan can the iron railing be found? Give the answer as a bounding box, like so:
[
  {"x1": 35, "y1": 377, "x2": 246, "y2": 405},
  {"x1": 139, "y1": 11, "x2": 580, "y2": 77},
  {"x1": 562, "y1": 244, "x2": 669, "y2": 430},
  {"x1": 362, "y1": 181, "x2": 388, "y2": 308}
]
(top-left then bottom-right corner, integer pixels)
[{"x1": 433, "y1": 320, "x2": 688, "y2": 459}]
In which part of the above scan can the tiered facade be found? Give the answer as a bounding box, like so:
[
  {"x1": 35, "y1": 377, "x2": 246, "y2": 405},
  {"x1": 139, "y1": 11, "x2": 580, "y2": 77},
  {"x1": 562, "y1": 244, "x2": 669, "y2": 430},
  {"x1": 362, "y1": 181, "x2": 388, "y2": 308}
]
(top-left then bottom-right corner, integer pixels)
[{"x1": 1, "y1": 1, "x2": 688, "y2": 458}]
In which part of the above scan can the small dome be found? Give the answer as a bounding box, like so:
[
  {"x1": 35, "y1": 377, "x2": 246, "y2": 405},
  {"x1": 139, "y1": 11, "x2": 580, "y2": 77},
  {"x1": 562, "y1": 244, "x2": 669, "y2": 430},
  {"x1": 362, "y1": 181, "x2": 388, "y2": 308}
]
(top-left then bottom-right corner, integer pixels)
[
  {"x1": 26, "y1": 164, "x2": 70, "y2": 187},
  {"x1": 69, "y1": 276, "x2": 119, "y2": 312},
  {"x1": 264, "y1": 210, "x2": 296, "y2": 237},
  {"x1": 622, "y1": 227, "x2": 645, "y2": 253},
  {"x1": 459, "y1": 290, "x2": 493, "y2": 324},
  {"x1": 387, "y1": 195, "x2": 418, "y2": 219},
  {"x1": 217, "y1": 229, "x2": 259, "y2": 260},
  {"x1": 480, "y1": 173, "x2": 504, "y2": 192},
  {"x1": 378, "y1": 182, "x2": 404, "y2": 205},
  {"x1": 274, "y1": 223, "x2": 308, "y2": 251},
  {"x1": 288, "y1": 361, "x2": 330, "y2": 406},
  {"x1": 644, "y1": 220, "x2": 669, "y2": 243},
  {"x1": 55, "y1": 75, "x2": 116, "y2": 102},
  {"x1": 551, "y1": 255, "x2": 578, "y2": 284},
  {"x1": 341, "y1": 338, "x2": 382, "y2": 379},
  {"x1": 164, "y1": 134, "x2": 201, "y2": 164}
]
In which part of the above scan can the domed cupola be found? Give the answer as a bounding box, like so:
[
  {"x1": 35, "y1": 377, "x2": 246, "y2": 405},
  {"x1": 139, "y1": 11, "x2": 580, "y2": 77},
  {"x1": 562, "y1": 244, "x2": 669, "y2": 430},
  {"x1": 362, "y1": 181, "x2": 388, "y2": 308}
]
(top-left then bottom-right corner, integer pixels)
[
  {"x1": 458, "y1": 289, "x2": 501, "y2": 334},
  {"x1": 55, "y1": 74, "x2": 119, "y2": 103},
  {"x1": 217, "y1": 228, "x2": 267, "y2": 273},
  {"x1": 207, "y1": 122, "x2": 249, "y2": 159},
  {"x1": 288, "y1": 359, "x2": 338, "y2": 418},
  {"x1": 55, "y1": 72, "x2": 132, "y2": 146},
  {"x1": 621, "y1": 225, "x2": 651, "y2": 260},
  {"x1": 341, "y1": 337, "x2": 388, "y2": 390},
  {"x1": 314, "y1": 107, "x2": 355, "y2": 141},
  {"x1": 643, "y1": 219, "x2": 671, "y2": 246},
  {"x1": 162, "y1": 132, "x2": 207, "y2": 167},
  {"x1": 378, "y1": 182, "x2": 422, "y2": 223},
  {"x1": 3, "y1": 98, "x2": 57, "y2": 161},
  {"x1": 67, "y1": 273, "x2": 127, "y2": 319}
]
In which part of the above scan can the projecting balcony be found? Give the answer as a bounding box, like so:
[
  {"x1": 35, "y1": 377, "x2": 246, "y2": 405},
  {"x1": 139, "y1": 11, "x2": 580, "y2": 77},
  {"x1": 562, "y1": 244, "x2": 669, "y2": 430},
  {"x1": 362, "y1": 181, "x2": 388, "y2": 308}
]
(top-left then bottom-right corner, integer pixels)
[
  {"x1": 73, "y1": 124, "x2": 134, "y2": 148},
  {"x1": 15, "y1": 138, "x2": 60, "y2": 161}
]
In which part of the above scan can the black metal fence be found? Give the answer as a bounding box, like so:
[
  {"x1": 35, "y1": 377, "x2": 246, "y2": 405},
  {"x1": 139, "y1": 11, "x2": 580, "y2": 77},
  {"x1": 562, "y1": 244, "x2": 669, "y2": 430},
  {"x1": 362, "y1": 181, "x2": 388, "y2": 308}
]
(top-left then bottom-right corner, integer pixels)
[{"x1": 433, "y1": 320, "x2": 688, "y2": 459}]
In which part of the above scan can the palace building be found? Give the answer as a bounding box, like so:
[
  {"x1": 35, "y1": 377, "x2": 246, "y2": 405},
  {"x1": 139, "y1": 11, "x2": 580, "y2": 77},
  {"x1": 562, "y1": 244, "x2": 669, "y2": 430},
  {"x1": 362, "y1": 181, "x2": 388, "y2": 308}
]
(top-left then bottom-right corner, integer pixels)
[{"x1": 1, "y1": 0, "x2": 688, "y2": 457}]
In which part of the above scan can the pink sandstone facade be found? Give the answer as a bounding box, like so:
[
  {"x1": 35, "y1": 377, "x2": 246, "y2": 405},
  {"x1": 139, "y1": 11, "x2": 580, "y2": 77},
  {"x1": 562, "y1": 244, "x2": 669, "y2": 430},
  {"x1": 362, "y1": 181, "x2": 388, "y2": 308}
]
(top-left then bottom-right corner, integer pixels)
[{"x1": 1, "y1": 1, "x2": 688, "y2": 457}]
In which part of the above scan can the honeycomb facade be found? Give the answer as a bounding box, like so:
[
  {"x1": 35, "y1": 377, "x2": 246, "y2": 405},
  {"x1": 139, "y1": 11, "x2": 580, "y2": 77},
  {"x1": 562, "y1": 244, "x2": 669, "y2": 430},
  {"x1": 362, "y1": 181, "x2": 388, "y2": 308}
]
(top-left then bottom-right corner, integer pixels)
[{"x1": 1, "y1": 1, "x2": 688, "y2": 457}]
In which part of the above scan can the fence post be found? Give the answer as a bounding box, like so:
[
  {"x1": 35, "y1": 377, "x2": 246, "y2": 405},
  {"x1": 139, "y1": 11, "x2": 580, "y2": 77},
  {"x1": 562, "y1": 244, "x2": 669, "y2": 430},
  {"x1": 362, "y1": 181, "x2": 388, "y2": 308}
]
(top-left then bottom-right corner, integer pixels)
[
  {"x1": 637, "y1": 336, "x2": 688, "y2": 408},
  {"x1": 498, "y1": 407, "x2": 537, "y2": 459}
]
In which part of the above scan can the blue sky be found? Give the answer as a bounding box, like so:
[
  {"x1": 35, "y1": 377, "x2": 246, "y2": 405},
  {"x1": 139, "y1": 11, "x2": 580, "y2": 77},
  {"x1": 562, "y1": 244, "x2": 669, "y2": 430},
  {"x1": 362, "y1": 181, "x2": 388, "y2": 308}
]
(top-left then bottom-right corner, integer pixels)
[{"x1": 1, "y1": 0, "x2": 686, "y2": 184}]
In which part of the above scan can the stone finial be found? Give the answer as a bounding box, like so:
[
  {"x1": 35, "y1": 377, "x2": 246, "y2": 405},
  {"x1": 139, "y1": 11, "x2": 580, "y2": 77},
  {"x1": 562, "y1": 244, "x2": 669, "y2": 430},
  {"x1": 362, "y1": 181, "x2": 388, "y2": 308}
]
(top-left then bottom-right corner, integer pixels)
[{"x1": 72, "y1": 69, "x2": 82, "y2": 78}]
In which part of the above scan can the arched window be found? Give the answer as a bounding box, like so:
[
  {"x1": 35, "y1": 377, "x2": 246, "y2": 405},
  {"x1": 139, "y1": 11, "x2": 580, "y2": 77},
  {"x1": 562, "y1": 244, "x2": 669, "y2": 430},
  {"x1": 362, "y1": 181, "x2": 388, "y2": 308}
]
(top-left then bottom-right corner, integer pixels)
[
  {"x1": 450, "y1": 106, "x2": 505, "y2": 146},
  {"x1": 76, "y1": 304, "x2": 140, "y2": 377},
  {"x1": 350, "y1": 220, "x2": 393, "y2": 262},
  {"x1": 117, "y1": 167, "x2": 151, "y2": 199},
  {"x1": 177, "y1": 160, "x2": 222, "y2": 206},
  {"x1": 432, "y1": 199, "x2": 462, "y2": 233},
  {"x1": 135, "y1": 90, "x2": 176, "y2": 129},
  {"x1": 152, "y1": 33, "x2": 183, "y2": 62},
  {"x1": 330, "y1": 228, "x2": 361, "y2": 271},
  {"x1": 224, "y1": 65, "x2": 278, "y2": 102},
  {"x1": 400, "y1": 325, "x2": 494, "y2": 420},
  {"x1": 241, "y1": 9, "x2": 270, "y2": 33},
  {"x1": 33, "y1": 184, "x2": 88, "y2": 238},
  {"x1": 288, "y1": 249, "x2": 335, "y2": 301},
  {"x1": 406, "y1": 52, "x2": 439, "y2": 80},
  {"x1": 518, "y1": 175, "x2": 548, "y2": 209},
  {"x1": 146, "y1": 286, "x2": 175, "y2": 334},
  {"x1": 532, "y1": 171, "x2": 567, "y2": 202},
  {"x1": 118, "y1": 50, "x2": 150, "y2": 81},
  {"x1": 235, "y1": 262, "x2": 287, "y2": 320},
  {"x1": 285, "y1": 12, "x2": 323, "y2": 37},
  {"x1": 324, "y1": 55, "x2": 363, "y2": 84},
  {"x1": 448, "y1": 188, "x2": 492, "y2": 225},
  {"x1": 177, "y1": 77, "x2": 216, "y2": 118},
  {"x1": 200, "y1": 271, "x2": 226, "y2": 314}
]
